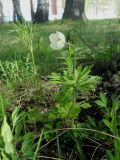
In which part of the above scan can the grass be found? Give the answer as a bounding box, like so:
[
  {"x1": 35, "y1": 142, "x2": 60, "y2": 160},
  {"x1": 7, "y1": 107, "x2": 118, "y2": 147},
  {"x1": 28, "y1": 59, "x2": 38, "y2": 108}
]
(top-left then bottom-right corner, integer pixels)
[
  {"x1": 0, "y1": 19, "x2": 120, "y2": 69},
  {"x1": 0, "y1": 19, "x2": 120, "y2": 159},
  {"x1": 0, "y1": 20, "x2": 76, "y2": 75}
]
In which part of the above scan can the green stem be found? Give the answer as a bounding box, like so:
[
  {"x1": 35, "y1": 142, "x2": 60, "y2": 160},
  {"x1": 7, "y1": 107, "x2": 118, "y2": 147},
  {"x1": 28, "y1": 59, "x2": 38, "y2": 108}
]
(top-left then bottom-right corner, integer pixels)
[
  {"x1": 73, "y1": 49, "x2": 76, "y2": 78},
  {"x1": 73, "y1": 49, "x2": 76, "y2": 104},
  {"x1": 71, "y1": 44, "x2": 76, "y2": 126},
  {"x1": 33, "y1": 128, "x2": 44, "y2": 160},
  {"x1": 0, "y1": 95, "x2": 5, "y2": 117},
  {"x1": 29, "y1": 45, "x2": 37, "y2": 82},
  {"x1": 30, "y1": 46, "x2": 35, "y2": 68},
  {"x1": 56, "y1": 131, "x2": 61, "y2": 160},
  {"x1": 11, "y1": 154, "x2": 16, "y2": 160}
]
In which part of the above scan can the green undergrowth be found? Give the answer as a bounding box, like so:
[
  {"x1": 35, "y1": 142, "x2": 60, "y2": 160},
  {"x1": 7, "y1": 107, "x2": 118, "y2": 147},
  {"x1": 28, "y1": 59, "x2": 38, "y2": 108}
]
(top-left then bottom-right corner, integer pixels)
[{"x1": 0, "y1": 19, "x2": 120, "y2": 159}]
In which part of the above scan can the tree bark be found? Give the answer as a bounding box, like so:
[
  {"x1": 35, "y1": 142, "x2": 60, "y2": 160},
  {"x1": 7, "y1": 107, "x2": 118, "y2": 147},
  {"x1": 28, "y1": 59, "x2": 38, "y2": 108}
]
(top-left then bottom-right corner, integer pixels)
[
  {"x1": 63, "y1": 0, "x2": 86, "y2": 20},
  {"x1": 30, "y1": 0, "x2": 36, "y2": 21},
  {"x1": 34, "y1": 0, "x2": 49, "y2": 23},
  {"x1": 0, "y1": 0, "x2": 3, "y2": 23},
  {"x1": 12, "y1": 0, "x2": 24, "y2": 22}
]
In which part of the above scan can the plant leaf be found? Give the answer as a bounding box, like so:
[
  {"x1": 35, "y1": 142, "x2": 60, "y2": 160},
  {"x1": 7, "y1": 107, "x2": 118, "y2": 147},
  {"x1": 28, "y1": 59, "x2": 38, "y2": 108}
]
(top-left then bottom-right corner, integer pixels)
[{"x1": 1, "y1": 116, "x2": 13, "y2": 143}]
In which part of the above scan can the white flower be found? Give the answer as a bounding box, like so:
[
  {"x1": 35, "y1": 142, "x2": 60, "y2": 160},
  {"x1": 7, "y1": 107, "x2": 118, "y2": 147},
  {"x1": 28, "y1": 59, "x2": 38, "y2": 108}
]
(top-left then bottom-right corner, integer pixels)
[{"x1": 49, "y1": 31, "x2": 66, "y2": 50}]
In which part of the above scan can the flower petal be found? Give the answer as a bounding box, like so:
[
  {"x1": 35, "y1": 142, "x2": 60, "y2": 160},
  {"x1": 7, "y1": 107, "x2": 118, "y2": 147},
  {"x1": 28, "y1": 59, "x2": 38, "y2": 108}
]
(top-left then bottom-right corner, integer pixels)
[
  {"x1": 56, "y1": 31, "x2": 66, "y2": 43},
  {"x1": 49, "y1": 31, "x2": 66, "y2": 50},
  {"x1": 57, "y1": 40, "x2": 65, "y2": 49},
  {"x1": 49, "y1": 33, "x2": 58, "y2": 42},
  {"x1": 50, "y1": 42, "x2": 59, "y2": 50}
]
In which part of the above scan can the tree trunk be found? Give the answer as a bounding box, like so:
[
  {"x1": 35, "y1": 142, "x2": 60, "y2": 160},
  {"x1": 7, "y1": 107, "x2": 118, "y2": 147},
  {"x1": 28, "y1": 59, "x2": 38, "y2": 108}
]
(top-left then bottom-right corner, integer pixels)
[
  {"x1": 0, "y1": 0, "x2": 3, "y2": 23},
  {"x1": 30, "y1": 0, "x2": 36, "y2": 21},
  {"x1": 12, "y1": 0, "x2": 24, "y2": 22},
  {"x1": 63, "y1": 0, "x2": 86, "y2": 20},
  {"x1": 34, "y1": 0, "x2": 49, "y2": 23}
]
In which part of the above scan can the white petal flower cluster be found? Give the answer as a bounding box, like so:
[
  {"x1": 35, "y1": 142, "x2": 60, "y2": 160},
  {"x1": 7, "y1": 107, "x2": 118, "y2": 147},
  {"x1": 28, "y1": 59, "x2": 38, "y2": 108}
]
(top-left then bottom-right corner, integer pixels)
[{"x1": 49, "y1": 31, "x2": 66, "y2": 50}]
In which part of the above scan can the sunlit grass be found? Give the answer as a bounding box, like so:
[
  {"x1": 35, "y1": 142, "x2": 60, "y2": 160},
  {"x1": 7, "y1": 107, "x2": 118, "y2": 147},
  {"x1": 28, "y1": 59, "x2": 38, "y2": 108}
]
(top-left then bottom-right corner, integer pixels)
[{"x1": 0, "y1": 19, "x2": 120, "y2": 75}]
